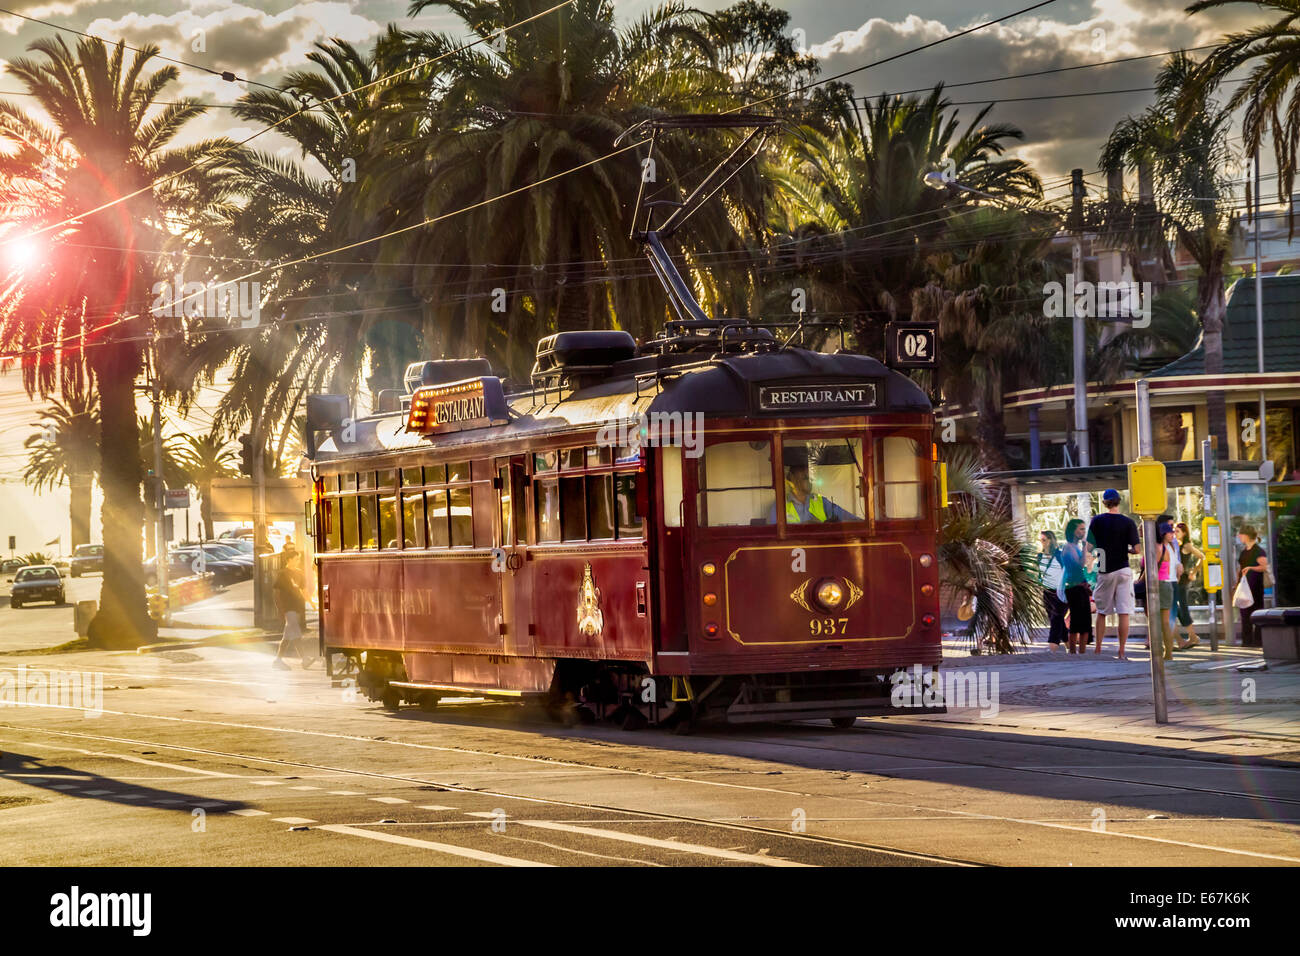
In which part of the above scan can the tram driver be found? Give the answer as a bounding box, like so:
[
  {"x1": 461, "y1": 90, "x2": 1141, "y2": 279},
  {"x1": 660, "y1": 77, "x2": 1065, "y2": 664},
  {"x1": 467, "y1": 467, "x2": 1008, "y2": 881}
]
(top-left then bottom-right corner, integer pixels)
[{"x1": 772, "y1": 462, "x2": 859, "y2": 523}]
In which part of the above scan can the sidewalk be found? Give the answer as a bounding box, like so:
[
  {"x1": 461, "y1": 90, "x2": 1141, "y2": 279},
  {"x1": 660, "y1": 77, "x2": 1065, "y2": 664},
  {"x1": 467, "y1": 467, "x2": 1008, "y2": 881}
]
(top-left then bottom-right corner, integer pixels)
[{"x1": 926, "y1": 635, "x2": 1300, "y2": 759}]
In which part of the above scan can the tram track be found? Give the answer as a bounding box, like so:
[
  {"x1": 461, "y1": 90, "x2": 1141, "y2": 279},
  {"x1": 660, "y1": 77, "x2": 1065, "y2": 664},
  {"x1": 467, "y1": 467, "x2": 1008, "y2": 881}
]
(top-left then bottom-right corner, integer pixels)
[{"x1": 0, "y1": 722, "x2": 979, "y2": 867}]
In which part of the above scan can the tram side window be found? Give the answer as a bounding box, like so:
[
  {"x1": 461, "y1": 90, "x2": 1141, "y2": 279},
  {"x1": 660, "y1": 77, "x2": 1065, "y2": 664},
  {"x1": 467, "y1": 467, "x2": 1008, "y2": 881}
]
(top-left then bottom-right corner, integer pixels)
[
  {"x1": 378, "y1": 470, "x2": 398, "y2": 548},
  {"x1": 698, "y1": 441, "x2": 776, "y2": 527},
  {"x1": 324, "y1": 499, "x2": 341, "y2": 551},
  {"x1": 587, "y1": 474, "x2": 615, "y2": 540},
  {"x1": 535, "y1": 479, "x2": 560, "y2": 542},
  {"x1": 615, "y1": 473, "x2": 643, "y2": 538},
  {"x1": 402, "y1": 491, "x2": 426, "y2": 548},
  {"x1": 561, "y1": 477, "x2": 586, "y2": 541},
  {"x1": 449, "y1": 485, "x2": 473, "y2": 547},
  {"x1": 341, "y1": 496, "x2": 358, "y2": 549},
  {"x1": 359, "y1": 495, "x2": 378, "y2": 549},
  {"x1": 662, "y1": 447, "x2": 683, "y2": 528},
  {"x1": 426, "y1": 488, "x2": 450, "y2": 548},
  {"x1": 875, "y1": 436, "x2": 924, "y2": 519}
]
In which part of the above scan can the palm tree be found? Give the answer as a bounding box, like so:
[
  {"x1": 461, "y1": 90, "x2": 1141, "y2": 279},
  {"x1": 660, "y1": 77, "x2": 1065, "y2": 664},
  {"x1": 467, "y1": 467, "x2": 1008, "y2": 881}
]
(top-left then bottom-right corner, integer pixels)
[
  {"x1": 1185, "y1": 1, "x2": 1300, "y2": 226},
  {"x1": 175, "y1": 430, "x2": 237, "y2": 541},
  {"x1": 1093, "y1": 283, "x2": 1204, "y2": 381},
  {"x1": 387, "y1": 0, "x2": 758, "y2": 374},
  {"x1": 1100, "y1": 52, "x2": 1237, "y2": 450},
  {"x1": 22, "y1": 390, "x2": 99, "y2": 549},
  {"x1": 911, "y1": 205, "x2": 1069, "y2": 476},
  {"x1": 0, "y1": 36, "x2": 243, "y2": 647},
  {"x1": 768, "y1": 86, "x2": 1042, "y2": 351},
  {"x1": 939, "y1": 445, "x2": 1044, "y2": 654}
]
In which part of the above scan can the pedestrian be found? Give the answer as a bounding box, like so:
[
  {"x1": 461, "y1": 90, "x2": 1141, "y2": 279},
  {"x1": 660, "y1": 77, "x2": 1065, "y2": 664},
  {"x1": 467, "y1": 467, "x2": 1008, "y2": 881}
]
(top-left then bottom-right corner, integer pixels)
[
  {"x1": 1235, "y1": 526, "x2": 1269, "y2": 647},
  {"x1": 1086, "y1": 489, "x2": 1140, "y2": 658},
  {"x1": 1037, "y1": 530, "x2": 1068, "y2": 650},
  {"x1": 272, "y1": 550, "x2": 315, "y2": 669},
  {"x1": 1151, "y1": 520, "x2": 1182, "y2": 661},
  {"x1": 1172, "y1": 522, "x2": 1202, "y2": 649},
  {"x1": 1060, "y1": 518, "x2": 1094, "y2": 654}
]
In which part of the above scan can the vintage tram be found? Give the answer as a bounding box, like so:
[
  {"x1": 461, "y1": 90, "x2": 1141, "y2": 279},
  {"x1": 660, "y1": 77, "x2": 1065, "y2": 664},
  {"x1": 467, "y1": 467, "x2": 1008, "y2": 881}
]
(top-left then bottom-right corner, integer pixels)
[
  {"x1": 304, "y1": 114, "x2": 942, "y2": 731},
  {"x1": 305, "y1": 322, "x2": 943, "y2": 730}
]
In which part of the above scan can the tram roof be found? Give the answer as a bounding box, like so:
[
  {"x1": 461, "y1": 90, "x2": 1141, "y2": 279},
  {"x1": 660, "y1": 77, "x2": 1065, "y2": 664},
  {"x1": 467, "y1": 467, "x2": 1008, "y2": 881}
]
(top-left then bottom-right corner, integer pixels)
[{"x1": 312, "y1": 347, "x2": 930, "y2": 464}]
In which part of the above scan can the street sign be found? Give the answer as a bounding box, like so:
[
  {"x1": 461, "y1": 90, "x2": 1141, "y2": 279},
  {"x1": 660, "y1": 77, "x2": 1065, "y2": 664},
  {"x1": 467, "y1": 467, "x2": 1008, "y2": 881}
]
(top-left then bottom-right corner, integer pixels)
[
  {"x1": 1201, "y1": 516, "x2": 1221, "y2": 550},
  {"x1": 1127, "y1": 456, "x2": 1167, "y2": 517},
  {"x1": 885, "y1": 322, "x2": 938, "y2": 369},
  {"x1": 164, "y1": 489, "x2": 190, "y2": 510},
  {"x1": 1203, "y1": 558, "x2": 1223, "y2": 593}
]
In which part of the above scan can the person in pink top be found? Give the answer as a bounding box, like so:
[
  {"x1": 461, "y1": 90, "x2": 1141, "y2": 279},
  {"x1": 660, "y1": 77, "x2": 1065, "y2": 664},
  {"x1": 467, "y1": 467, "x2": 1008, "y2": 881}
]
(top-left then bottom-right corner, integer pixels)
[{"x1": 1152, "y1": 521, "x2": 1182, "y2": 662}]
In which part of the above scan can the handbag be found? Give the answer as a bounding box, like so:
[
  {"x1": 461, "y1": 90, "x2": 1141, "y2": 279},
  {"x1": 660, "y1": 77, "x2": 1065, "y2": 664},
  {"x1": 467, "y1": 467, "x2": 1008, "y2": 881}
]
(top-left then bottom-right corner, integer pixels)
[{"x1": 1233, "y1": 575, "x2": 1254, "y2": 609}]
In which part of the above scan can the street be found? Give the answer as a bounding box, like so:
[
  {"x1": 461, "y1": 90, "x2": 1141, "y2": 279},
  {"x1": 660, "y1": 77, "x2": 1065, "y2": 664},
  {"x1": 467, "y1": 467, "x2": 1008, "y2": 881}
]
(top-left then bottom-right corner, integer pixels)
[{"x1": 2, "y1": 581, "x2": 1297, "y2": 868}]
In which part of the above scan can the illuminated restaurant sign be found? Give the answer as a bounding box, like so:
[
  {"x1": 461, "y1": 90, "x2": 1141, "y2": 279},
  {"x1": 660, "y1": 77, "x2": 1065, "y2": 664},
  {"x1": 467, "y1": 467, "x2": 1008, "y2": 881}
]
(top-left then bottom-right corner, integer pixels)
[
  {"x1": 406, "y1": 377, "x2": 510, "y2": 435},
  {"x1": 757, "y1": 382, "x2": 878, "y2": 413}
]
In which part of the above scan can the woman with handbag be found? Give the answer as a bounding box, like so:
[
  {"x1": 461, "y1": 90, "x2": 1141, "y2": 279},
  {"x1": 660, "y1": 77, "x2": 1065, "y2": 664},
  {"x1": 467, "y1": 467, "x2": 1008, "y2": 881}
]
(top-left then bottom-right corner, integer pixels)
[
  {"x1": 1235, "y1": 526, "x2": 1269, "y2": 647},
  {"x1": 1152, "y1": 521, "x2": 1182, "y2": 661},
  {"x1": 1173, "y1": 522, "x2": 1203, "y2": 649},
  {"x1": 1060, "y1": 518, "x2": 1094, "y2": 654},
  {"x1": 1038, "y1": 531, "x2": 1068, "y2": 650}
]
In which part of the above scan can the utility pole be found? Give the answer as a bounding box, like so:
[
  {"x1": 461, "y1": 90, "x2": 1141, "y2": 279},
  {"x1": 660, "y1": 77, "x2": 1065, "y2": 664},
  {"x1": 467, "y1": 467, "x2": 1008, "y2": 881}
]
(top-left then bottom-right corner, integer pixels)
[
  {"x1": 149, "y1": 333, "x2": 168, "y2": 622},
  {"x1": 252, "y1": 402, "x2": 267, "y2": 554},
  {"x1": 1136, "y1": 379, "x2": 1169, "y2": 724},
  {"x1": 1070, "y1": 168, "x2": 1090, "y2": 470},
  {"x1": 1253, "y1": 122, "x2": 1268, "y2": 473}
]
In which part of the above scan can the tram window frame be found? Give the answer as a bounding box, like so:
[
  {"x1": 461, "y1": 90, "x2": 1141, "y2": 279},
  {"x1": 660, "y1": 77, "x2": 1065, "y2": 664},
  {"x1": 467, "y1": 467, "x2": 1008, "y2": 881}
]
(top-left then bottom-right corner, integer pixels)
[
  {"x1": 401, "y1": 488, "x2": 426, "y2": 549},
  {"x1": 697, "y1": 439, "x2": 778, "y2": 529},
  {"x1": 776, "y1": 435, "x2": 869, "y2": 529},
  {"x1": 526, "y1": 445, "x2": 646, "y2": 543},
  {"x1": 378, "y1": 469, "x2": 398, "y2": 548},
  {"x1": 340, "y1": 473, "x2": 357, "y2": 492},
  {"x1": 587, "y1": 473, "x2": 615, "y2": 540},
  {"x1": 358, "y1": 493, "x2": 378, "y2": 549},
  {"x1": 872, "y1": 433, "x2": 928, "y2": 522}
]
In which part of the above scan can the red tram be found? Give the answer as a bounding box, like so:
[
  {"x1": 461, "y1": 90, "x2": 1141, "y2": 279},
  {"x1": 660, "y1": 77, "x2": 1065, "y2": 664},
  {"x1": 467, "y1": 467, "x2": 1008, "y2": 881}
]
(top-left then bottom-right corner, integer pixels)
[
  {"x1": 304, "y1": 113, "x2": 942, "y2": 730},
  {"x1": 305, "y1": 323, "x2": 943, "y2": 730}
]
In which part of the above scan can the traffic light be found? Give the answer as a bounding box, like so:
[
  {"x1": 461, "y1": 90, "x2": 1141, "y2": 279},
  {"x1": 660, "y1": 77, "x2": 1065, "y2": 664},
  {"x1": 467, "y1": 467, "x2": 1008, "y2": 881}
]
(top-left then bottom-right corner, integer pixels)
[{"x1": 238, "y1": 434, "x2": 254, "y2": 477}]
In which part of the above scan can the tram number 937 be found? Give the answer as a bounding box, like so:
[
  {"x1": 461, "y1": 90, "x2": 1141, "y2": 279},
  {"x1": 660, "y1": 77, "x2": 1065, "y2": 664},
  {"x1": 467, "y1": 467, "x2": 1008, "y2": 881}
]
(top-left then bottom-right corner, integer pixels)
[{"x1": 809, "y1": 617, "x2": 849, "y2": 636}]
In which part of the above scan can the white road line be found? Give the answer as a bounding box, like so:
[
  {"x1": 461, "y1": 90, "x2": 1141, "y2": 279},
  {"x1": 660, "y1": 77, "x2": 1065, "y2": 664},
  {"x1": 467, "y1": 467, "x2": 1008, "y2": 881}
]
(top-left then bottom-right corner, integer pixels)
[
  {"x1": 229, "y1": 809, "x2": 269, "y2": 817},
  {"x1": 49, "y1": 784, "x2": 80, "y2": 790},
  {"x1": 514, "y1": 821, "x2": 813, "y2": 867},
  {"x1": 118, "y1": 793, "x2": 146, "y2": 800},
  {"x1": 3, "y1": 738, "x2": 241, "y2": 778},
  {"x1": 81, "y1": 789, "x2": 112, "y2": 795},
  {"x1": 418, "y1": 805, "x2": 457, "y2": 811},
  {"x1": 315, "y1": 824, "x2": 552, "y2": 866},
  {"x1": 288, "y1": 785, "x2": 319, "y2": 791},
  {"x1": 369, "y1": 796, "x2": 409, "y2": 804},
  {"x1": 273, "y1": 817, "x2": 317, "y2": 825},
  {"x1": 153, "y1": 799, "x2": 183, "y2": 805},
  {"x1": 463, "y1": 811, "x2": 498, "y2": 818},
  {"x1": 194, "y1": 801, "x2": 226, "y2": 808},
  {"x1": 250, "y1": 780, "x2": 285, "y2": 786},
  {"x1": 328, "y1": 791, "x2": 362, "y2": 796}
]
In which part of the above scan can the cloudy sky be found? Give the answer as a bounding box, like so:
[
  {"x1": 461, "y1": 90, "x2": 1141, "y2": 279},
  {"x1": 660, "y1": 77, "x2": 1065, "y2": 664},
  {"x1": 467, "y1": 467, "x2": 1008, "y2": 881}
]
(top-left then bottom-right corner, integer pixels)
[{"x1": 0, "y1": 0, "x2": 1277, "y2": 550}]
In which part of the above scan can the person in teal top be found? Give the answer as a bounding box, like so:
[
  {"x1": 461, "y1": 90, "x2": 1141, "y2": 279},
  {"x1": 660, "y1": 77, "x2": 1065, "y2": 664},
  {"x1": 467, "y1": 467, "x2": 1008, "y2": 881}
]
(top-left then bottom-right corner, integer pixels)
[{"x1": 1059, "y1": 517, "x2": 1095, "y2": 653}]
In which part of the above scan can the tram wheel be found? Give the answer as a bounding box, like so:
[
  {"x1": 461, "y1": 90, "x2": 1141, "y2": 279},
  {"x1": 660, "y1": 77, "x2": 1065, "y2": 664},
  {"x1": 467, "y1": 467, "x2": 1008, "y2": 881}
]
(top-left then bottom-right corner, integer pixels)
[
  {"x1": 620, "y1": 707, "x2": 648, "y2": 731},
  {"x1": 418, "y1": 692, "x2": 439, "y2": 713},
  {"x1": 830, "y1": 716, "x2": 857, "y2": 729},
  {"x1": 669, "y1": 703, "x2": 696, "y2": 735},
  {"x1": 380, "y1": 687, "x2": 402, "y2": 711}
]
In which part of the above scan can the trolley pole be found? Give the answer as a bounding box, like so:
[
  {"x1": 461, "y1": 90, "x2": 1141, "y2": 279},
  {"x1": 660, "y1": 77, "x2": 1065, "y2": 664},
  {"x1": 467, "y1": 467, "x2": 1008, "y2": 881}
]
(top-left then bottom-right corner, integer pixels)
[{"x1": 1136, "y1": 379, "x2": 1169, "y2": 724}]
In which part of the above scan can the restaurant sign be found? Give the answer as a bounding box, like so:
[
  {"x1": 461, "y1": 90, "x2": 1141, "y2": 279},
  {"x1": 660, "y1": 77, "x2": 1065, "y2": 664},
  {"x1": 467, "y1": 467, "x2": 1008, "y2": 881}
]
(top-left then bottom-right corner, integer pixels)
[
  {"x1": 406, "y1": 377, "x2": 510, "y2": 435},
  {"x1": 757, "y1": 381, "x2": 879, "y2": 413}
]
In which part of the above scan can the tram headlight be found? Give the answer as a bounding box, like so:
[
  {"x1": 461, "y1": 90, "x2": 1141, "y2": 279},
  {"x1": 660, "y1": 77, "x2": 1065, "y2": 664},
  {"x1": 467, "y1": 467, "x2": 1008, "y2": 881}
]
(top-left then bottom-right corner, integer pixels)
[
  {"x1": 815, "y1": 578, "x2": 844, "y2": 610},
  {"x1": 918, "y1": 553, "x2": 934, "y2": 568},
  {"x1": 701, "y1": 562, "x2": 717, "y2": 577},
  {"x1": 702, "y1": 592, "x2": 718, "y2": 607}
]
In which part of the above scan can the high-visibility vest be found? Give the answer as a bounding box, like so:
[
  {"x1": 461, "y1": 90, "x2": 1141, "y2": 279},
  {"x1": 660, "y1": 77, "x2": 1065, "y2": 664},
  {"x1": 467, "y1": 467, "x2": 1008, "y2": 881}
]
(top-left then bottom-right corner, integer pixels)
[{"x1": 786, "y1": 495, "x2": 828, "y2": 523}]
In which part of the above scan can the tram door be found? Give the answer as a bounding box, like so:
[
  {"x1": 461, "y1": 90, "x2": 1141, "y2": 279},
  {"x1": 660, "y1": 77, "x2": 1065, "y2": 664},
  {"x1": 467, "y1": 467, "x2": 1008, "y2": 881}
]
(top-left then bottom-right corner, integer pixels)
[{"x1": 495, "y1": 457, "x2": 533, "y2": 656}]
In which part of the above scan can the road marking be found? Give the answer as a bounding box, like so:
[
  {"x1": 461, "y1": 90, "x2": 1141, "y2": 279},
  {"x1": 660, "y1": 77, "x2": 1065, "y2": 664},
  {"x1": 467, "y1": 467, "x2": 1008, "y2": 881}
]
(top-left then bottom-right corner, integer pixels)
[
  {"x1": 370, "y1": 796, "x2": 409, "y2": 804},
  {"x1": 464, "y1": 811, "x2": 498, "y2": 818},
  {"x1": 418, "y1": 805, "x2": 457, "y2": 811},
  {"x1": 288, "y1": 785, "x2": 320, "y2": 790},
  {"x1": 118, "y1": 793, "x2": 146, "y2": 800},
  {"x1": 153, "y1": 799, "x2": 183, "y2": 805},
  {"x1": 49, "y1": 784, "x2": 80, "y2": 790},
  {"x1": 514, "y1": 821, "x2": 813, "y2": 866},
  {"x1": 273, "y1": 817, "x2": 317, "y2": 825},
  {"x1": 250, "y1": 780, "x2": 286, "y2": 786},
  {"x1": 328, "y1": 791, "x2": 363, "y2": 796},
  {"x1": 315, "y1": 824, "x2": 552, "y2": 866},
  {"x1": 194, "y1": 801, "x2": 226, "y2": 808},
  {"x1": 81, "y1": 789, "x2": 113, "y2": 795},
  {"x1": 230, "y1": 809, "x2": 269, "y2": 817}
]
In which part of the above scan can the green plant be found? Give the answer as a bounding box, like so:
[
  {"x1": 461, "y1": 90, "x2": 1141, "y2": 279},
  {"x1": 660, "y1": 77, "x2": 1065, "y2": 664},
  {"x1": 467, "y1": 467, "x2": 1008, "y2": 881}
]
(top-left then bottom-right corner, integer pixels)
[
  {"x1": 19, "y1": 552, "x2": 53, "y2": 566},
  {"x1": 1275, "y1": 516, "x2": 1300, "y2": 605}
]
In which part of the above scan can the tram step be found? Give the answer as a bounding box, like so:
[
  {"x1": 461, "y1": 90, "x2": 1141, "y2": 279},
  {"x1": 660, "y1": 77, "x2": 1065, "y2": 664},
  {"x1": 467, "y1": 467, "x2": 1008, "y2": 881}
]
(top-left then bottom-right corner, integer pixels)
[
  {"x1": 387, "y1": 681, "x2": 545, "y2": 700},
  {"x1": 725, "y1": 697, "x2": 946, "y2": 723}
]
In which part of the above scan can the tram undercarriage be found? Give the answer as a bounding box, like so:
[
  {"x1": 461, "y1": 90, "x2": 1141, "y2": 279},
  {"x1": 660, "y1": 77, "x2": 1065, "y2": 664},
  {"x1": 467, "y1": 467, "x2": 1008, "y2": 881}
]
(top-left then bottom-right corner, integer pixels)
[{"x1": 332, "y1": 650, "x2": 944, "y2": 733}]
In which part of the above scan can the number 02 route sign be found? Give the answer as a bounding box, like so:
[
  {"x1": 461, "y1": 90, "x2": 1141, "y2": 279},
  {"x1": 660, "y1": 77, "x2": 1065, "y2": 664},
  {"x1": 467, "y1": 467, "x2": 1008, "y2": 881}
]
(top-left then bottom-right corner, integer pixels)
[{"x1": 885, "y1": 322, "x2": 938, "y2": 369}]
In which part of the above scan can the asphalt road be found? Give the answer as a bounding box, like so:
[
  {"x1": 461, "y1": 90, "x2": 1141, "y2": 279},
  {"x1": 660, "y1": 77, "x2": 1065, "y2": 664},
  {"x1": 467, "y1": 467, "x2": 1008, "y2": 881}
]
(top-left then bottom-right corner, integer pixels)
[{"x1": 0, "y1": 589, "x2": 1297, "y2": 867}]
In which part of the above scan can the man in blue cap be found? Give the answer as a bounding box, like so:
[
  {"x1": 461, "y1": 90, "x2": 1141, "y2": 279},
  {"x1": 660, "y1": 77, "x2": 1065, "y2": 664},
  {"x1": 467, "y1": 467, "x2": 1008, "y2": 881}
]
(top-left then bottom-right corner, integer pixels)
[{"x1": 1087, "y1": 489, "x2": 1140, "y2": 658}]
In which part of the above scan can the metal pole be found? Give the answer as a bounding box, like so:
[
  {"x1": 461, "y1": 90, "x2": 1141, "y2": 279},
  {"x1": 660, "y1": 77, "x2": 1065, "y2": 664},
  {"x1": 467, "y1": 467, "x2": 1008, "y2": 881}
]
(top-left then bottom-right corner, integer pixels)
[
  {"x1": 1072, "y1": 236, "x2": 1090, "y2": 468},
  {"x1": 1201, "y1": 438, "x2": 1218, "y2": 653},
  {"x1": 1255, "y1": 113, "x2": 1268, "y2": 469},
  {"x1": 150, "y1": 337, "x2": 169, "y2": 624},
  {"x1": 1137, "y1": 379, "x2": 1169, "y2": 723}
]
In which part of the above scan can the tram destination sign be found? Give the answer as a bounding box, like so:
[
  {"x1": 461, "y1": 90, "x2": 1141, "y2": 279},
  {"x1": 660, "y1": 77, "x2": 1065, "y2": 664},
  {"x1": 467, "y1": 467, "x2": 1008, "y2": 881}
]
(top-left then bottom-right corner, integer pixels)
[
  {"x1": 757, "y1": 382, "x2": 878, "y2": 413},
  {"x1": 406, "y1": 376, "x2": 511, "y2": 435},
  {"x1": 885, "y1": 321, "x2": 938, "y2": 369}
]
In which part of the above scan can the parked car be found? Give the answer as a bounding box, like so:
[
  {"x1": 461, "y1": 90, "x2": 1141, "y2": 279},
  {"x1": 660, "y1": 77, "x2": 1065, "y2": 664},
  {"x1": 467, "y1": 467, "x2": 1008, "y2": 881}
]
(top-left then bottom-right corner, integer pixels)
[
  {"x1": 70, "y1": 543, "x2": 104, "y2": 577},
  {"x1": 51, "y1": 555, "x2": 71, "y2": 574},
  {"x1": 221, "y1": 526, "x2": 286, "y2": 552},
  {"x1": 10, "y1": 565, "x2": 66, "y2": 608},
  {"x1": 1, "y1": 558, "x2": 26, "y2": 574},
  {"x1": 196, "y1": 543, "x2": 253, "y2": 578},
  {"x1": 145, "y1": 548, "x2": 244, "y2": 588}
]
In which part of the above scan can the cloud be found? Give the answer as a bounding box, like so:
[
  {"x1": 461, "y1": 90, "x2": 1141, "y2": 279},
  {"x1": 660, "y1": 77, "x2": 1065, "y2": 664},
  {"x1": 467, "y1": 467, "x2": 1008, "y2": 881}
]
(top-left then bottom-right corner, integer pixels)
[{"x1": 0, "y1": 1, "x2": 108, "y2": 36}]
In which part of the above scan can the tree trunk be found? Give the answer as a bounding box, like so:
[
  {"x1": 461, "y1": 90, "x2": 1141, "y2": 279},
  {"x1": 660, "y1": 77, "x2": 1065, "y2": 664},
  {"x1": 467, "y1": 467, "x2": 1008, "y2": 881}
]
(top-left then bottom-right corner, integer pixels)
[
  {"x1": 200, "y1": 483, "x2": 213, "y2": 542},
  {"x1": 87, "y1": 340, "x2": 155, "y2": 648},
  {"x1": 1199, "y1": 266, "x2": 1230, "y2": 453},
  {"x1": 69, "y1": 473, "x2": 92, "y2": 550},
  {"x1": 975, "y1": 391, "x2": 1013, "y2": 516}
]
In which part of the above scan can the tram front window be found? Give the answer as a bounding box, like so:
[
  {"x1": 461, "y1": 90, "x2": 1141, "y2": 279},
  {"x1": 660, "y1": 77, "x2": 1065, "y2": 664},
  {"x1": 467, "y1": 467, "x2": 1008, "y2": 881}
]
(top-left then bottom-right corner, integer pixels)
[
  {"x1": 776, "y1": 438, "x2": 866, "y2": 524},
  {"x1": 698, "y1": 441, "x2": 777, "y2": 527}
]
